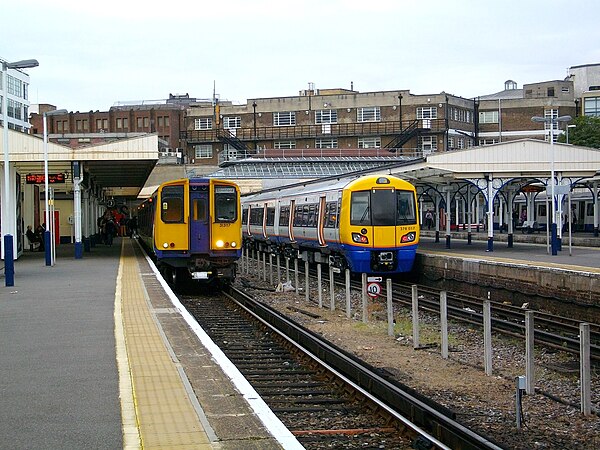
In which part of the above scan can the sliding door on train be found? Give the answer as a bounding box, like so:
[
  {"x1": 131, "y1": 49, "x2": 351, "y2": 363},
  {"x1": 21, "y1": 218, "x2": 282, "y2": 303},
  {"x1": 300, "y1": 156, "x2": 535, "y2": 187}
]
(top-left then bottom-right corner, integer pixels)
[{"x1": 190, "y1": 188, "x2": 210, "y2": 254}]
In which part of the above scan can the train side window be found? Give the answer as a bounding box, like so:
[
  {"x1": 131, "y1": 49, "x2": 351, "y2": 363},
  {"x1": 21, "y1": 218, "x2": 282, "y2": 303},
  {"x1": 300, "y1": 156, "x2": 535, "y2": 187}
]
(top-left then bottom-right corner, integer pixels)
[
  {"x1": 302, "y1": 205, "x2": 310, "y2": 227},
  {"x1": 324, "y1": 201, "x2": 337, "y2": 228},
  {"x1": 308, "y1": 204, "x2": 317, "y2": 227},
  {"x1": 279, "y1": 206, "x2": 290, "y2": 226},
  {"x1": 214, "y1": 185, "x2": 237, "y2": 222},
  {"x1": 242, "y1": 208, "x2": 248, "y2": 224},
  {"x1": 193, "y1": 199, "x2": 207, "y2": 221},
  {"x1": 294, "y1": 205, "x2": 303, "y2": 226},
  {"x1": 266, "y1": 207, "x2": 276, "y2": 226},
  {"x1": 350, "y1": 191, "x2": 371, "y2": 225},
  {"x1": 161, "y1": 185, "x2": 184, "y2": 223}
]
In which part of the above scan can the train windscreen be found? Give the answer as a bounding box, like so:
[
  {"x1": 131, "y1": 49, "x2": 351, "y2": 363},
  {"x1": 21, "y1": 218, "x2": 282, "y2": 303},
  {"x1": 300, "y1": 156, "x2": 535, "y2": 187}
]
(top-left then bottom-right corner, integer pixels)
[
  {"x1": 214, "y1": 186, "x2": 238, "y2": 222},
  {"x1": 351, "y1": 189, "x2": 416, "y2": 226}
]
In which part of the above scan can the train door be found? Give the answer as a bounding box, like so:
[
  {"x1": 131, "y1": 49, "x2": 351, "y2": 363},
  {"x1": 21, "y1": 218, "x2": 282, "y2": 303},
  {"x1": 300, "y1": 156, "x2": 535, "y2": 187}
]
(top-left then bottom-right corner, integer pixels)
[
  {"x1": 189, "y1": 187, "x2": 210, "y2": 254},
  {"x1": 371, "y1": 188, "x2": 396, "y2": 248}
]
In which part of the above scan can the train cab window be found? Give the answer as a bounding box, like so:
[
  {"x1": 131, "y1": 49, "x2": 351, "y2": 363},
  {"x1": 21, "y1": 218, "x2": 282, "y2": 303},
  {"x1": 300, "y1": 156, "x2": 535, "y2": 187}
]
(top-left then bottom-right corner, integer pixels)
[
  {"x1": 161, "y1": 185, "x2": 184, "y2": 223},
  {"x1": 351, "y1": 191, "x2": 371, "y2": 225},
  {"x1": 193, "y1": 199, "x2": 207, "y2": 221},
  {"x1": 214, "y1": 185, "x2": 237, "y2": 222},
  {"x1": 396, "y1": 191, "x2": 417, "y2": 225}
]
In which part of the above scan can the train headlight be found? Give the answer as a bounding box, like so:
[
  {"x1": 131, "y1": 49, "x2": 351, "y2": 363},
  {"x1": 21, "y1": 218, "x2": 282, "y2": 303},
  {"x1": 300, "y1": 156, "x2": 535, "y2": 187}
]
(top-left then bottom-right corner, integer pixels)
[
  {"x1": 162, "y1": 242, "x2": 169, "y2": 249},
  {"x1": 215, "y1": 240, "x2": 225, "y2": 248},
  {"x1": 231, "y1": 241, "x2": 237, "y2": 248},
  {"x1": 401, "y1": 232, "x2": 416, "y2": 243},
  {"x1": 352, "y1": 232, "x2": 369, "y2": 244}
]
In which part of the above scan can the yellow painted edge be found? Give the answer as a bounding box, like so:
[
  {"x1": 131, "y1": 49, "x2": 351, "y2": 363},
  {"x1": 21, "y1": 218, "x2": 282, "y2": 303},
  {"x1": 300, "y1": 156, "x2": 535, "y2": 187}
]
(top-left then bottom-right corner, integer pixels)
[{"x1": 115, "y1": 239, "x2": 142, "y2": 449}]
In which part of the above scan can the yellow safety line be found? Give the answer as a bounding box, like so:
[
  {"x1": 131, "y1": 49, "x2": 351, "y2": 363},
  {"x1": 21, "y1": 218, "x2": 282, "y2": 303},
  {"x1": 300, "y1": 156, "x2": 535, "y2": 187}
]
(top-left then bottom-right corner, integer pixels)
[{"x1": 115, "y1": 239, "x2": 142, "y2": 449}]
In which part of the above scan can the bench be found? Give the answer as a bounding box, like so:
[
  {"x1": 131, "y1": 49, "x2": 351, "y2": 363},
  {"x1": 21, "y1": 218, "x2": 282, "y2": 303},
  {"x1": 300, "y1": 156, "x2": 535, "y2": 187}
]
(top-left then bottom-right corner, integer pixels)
[{"x1": 519, "y1": 220, "x2": 546, "y2": 234}]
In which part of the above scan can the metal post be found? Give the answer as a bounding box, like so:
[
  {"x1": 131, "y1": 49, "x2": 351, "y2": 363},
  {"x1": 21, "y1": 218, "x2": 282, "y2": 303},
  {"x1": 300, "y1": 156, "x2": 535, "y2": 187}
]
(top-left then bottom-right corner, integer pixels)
[
  {"x1": 361, "y1": 273, "x2": 368, "y2": 323},
  {"x1": 525, "y1": 311, "x2": 535, "y2": 395},
  {"x1": 345, "y1": 269, "x2": 351, "y2": 319},
  {"x1": 483, "y1": 299, "x2": 493, "y2": 376},
  {"x1": 294, "y1": 258, "x2": 299, "y2": 295},
  {"x1": 329, "y1": 266, "x2": 335, "y2": 311},
  {"x1": 412, "y1": 284, "x2": 419, "y2": 349},
  {"x1": 440, "y1": 291, "x2": 448, "y2": 359},
  {"x1": 262, "y1": 251, "x2": 267, "y2": 282},
  {"x1": 386, "y1": 278, "x2": 394, "y2": 337},
  {"x1": 269, "y1": 253, "x2": 273, "y2": 285},
  {"x1": 276, "y1": 254, "x2": 281, "y2": 286},
  {"x1": 304, "y1": 260, "x2": 310, "y2": 302},
  {"x1": 2, "y1": 62, "x2": 14, "y2": 285},
  {"x1": 317, "y1": 263, "x2": 322, "y2": 308},
  {"x1": 285, "y1": 257, "x2": 290, "y2": 282},
  {"x1": 73, "y1": 162, "x2": 83, "y2": 259},
  {"x1": 580, "y1": 323, "x2": 591, "y2": 416}
]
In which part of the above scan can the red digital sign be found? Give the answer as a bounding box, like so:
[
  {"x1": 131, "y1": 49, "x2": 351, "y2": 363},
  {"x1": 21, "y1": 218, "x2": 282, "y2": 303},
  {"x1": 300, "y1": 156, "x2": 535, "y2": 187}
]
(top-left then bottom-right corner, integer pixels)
[{"x1": 25, "y1": 173, "x2": 66, "y2": 184}]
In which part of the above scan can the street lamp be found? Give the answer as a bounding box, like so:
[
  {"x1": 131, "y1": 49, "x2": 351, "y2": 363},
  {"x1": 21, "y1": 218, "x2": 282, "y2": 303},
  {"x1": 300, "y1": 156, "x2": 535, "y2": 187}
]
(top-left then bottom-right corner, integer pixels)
[
  {"x1": 566, "y1": 124, "x2": 576, "y2": 144},
  {"x1": 2, "y1": 58, "x2": 39, "y2": 286},
  {"x1": 531, "y1": 114, "x2": 572, "y2": 256}
]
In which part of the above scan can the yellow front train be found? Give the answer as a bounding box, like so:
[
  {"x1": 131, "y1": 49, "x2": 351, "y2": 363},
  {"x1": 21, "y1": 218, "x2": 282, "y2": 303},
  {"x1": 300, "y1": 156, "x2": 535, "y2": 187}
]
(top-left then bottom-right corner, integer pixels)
[
  {"x1": 242, "y1": 174, "x2": 419, "y2": 274},
  {"x1": 138, "y1": 178, "x2": 242, "y2": 286}
]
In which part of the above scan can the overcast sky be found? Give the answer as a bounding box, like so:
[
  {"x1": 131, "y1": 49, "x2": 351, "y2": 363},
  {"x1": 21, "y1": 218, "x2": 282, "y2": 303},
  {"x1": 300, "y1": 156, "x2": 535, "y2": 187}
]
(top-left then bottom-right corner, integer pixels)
[{"x1": 3, "y1": 0, "x2": 599, "y2": 112}]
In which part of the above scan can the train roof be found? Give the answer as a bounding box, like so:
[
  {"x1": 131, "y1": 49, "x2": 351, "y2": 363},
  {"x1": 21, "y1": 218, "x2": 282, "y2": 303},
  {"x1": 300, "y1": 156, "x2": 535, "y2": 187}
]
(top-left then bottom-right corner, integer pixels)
[{"x1": 242, "y1": 173, "x2": 411, "y2": 203}]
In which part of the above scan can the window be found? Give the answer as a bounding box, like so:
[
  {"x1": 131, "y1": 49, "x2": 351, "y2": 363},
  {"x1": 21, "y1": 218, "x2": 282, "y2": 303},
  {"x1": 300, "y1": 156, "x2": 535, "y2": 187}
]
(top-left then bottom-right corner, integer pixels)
[
  {"x1": 358, "y1": 137, "x2": 381, "y2": 148},
  {"x1": 279, "y1": 205, "x2": 290, "y2": 226},
  {"x1": 350, "y1": 191, "x2": 371, "y2": 225},
  {"x1": 479, "y1": 110, "x2": 499, "y2": 124},
  {"x1": 324, "y1": 201, "x2": 339, "y2": 228},
  {"x1": 193, "y1": 199, "x2": 207, "y2": 221},
  {"x1": 584, "y1": 97, "x2": 600, "y2": 117},
  {"x1": 96, "y1": 118, "x2": 108, "y2": 130},
  {"x1": 544, "y1": 109, "x2": 559, "y2": 130},
  {"x1": 315, "y1": 138, "x2": 337, "y2": 148},
  {"x1": 396, "y1": 190, "x2": 417, "y2": 225},
  {"x1": 76, "y1": 119, "x2": 88, "y2": 131},
  {"x1": 223, "y1": 116, "x2": 241, "y2": 129},
  {"x1": 160, "y1": 185, "x2": 184, "y2": 223},
  {"x1": 195, "y1": 144, "x2": 213, "y2": 158},
  {"x1": 479, "y1": 138, "x2": 498, "y2": 145},
  {"x1": 158, "y1": 117, "x2": 163, "y2": 128},
  {"x1": 273, "y1": 111, "x2": 296, "y2": 126},
  {"x1": 116, "y1": 118, "x2": 123, "y2": 129},
  {"x1": 274, "y1": 140, "x2": 296, "y2": 149},
  {"x1": 547, "y1": 87, "x2": 555, "y2": 97},
  {"x1": 266, "y1": 207, "x2": 275, "y2": 226},
  {"x1": 214, "y1": 185, "x2": 238, "y2": 222},
  {"x1": 194, "y1": 117, "x2": 212, "y2": 130},
  {"x1": 137, "y1": 117, "x2": 143, "y2": 129},
  {"x1": 144, "y1": 117, "x2": 149, "y2": 127},
  {"x1": 417, "y1": 107, "x2": 437, "y2": 119},
  {"x1": 315, "y1": 109, "x2": 337, "y2": 124},
  {"x1": 419, "y1": 136, "x2": 437, "y2": 153},
  {"x1": 357, "y1": 107, "x2": 380, "y2": 122}
]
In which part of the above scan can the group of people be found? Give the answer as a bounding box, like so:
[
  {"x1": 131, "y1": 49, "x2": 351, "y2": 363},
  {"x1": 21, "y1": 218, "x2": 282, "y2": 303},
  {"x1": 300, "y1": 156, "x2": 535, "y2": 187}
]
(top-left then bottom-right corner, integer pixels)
[
  {"x1": 25, "y1": 224, "x2": 46, "y2": 252},
  {"x1": 97, "y1": 210, "x2": 138, "y2": 246}
]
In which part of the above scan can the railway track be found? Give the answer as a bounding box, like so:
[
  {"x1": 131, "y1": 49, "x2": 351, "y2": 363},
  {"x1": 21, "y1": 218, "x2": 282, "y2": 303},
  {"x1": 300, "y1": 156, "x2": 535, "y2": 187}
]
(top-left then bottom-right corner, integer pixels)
[
  {"x1": 250, "y1": 256, "x2": 600, "y2": 362},
  {"x1": 179, "y1": 286, "x2": 504, "y2": 450}
]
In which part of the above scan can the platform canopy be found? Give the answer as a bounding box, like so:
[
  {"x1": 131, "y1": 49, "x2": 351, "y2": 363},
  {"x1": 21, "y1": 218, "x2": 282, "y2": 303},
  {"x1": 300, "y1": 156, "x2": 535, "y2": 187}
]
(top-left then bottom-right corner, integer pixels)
[
  {"x1": 1, "y1": 127, "x2": 158, "y2": 198},
  {"x1": 389, "y1": 139, "x2": 600, "y2": 185}
]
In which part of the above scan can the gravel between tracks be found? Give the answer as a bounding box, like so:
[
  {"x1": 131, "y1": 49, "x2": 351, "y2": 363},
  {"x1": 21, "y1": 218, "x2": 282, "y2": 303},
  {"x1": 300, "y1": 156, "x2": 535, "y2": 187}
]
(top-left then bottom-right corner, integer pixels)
[{"x1": 235, "y1": 271, "x2": 600, "y2": 450}]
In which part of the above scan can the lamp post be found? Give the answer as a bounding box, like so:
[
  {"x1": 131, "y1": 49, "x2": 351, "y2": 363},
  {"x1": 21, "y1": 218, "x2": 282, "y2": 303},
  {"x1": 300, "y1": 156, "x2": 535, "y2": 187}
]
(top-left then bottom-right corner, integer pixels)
[
  {"x1": 252, "y1": 102, "x2": 257, "y2": 151},
  {"x1": 2, "y1": 58, "x2": 39, "y2": 286},
  {"x1": 531, "y1": 114, "x2": 572, "y2": 256},
  {"x1": 566, "y1": 124, "x2": 576, "y2": 144}
]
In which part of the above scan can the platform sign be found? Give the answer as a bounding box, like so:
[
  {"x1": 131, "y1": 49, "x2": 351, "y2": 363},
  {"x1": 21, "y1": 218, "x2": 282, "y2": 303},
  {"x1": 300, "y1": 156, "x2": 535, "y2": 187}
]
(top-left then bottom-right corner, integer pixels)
[
  {"x1": 367, "y1": 276, "x2": 382, "y2": 282},
  {"x1": 367, "y1": 281, "x2": 381, "y2": 298}
]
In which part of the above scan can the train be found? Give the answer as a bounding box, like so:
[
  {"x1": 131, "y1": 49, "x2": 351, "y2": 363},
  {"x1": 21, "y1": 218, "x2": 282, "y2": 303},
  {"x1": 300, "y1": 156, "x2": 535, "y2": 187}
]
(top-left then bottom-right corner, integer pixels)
[
  {"x1": 241, "y1": 174, "x2": 420, "y2": 275},
  {"x1": 137, "y1": 177, "x2": 242, "y2": 286}
]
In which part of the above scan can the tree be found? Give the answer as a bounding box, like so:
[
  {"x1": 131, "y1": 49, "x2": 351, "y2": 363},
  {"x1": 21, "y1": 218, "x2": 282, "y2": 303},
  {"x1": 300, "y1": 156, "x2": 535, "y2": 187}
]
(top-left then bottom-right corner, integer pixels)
[{"x1": 557, "y1": 115, "x2": 600, "y2": 148}]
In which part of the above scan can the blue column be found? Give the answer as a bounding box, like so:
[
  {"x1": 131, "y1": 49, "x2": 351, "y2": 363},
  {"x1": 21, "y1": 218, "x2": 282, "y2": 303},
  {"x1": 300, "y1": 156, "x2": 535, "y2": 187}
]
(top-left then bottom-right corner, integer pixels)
[
  {"x1": 44, "y1": 230, "x2": 51, "y2": 266},
  {"x1": 3, "y1": 235, "x2": 14, "y2": 286}
]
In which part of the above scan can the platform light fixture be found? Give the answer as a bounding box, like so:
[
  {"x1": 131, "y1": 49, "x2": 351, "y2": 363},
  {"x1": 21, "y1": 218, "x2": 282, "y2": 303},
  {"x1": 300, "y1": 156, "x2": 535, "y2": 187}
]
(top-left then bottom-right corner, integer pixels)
[
  {"x1": 2, "y1": 58, "x2": 39, "y2": 286},
  {"x1": 531, "y1": 114, "x2": 572, "y2": 256}
]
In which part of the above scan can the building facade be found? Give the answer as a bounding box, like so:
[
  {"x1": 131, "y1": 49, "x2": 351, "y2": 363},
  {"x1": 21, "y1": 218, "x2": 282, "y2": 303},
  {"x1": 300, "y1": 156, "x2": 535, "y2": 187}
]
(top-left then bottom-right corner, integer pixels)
[{"x1": 1, "y1": 57, "x2": 34, "y2": 132}]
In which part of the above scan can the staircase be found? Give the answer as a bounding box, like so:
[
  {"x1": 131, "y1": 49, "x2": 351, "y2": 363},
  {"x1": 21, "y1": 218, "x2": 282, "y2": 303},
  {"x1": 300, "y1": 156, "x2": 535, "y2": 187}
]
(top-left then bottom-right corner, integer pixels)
[{"x1": 385, "y1": 120, "x2": 421, "y2": 151}]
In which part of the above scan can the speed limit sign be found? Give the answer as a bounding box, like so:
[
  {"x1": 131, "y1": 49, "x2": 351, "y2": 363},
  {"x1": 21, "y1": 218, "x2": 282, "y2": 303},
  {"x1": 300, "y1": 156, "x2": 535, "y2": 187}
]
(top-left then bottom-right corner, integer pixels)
[{"x1": 367, "y1": 282, "x2": 381, "y2": 298}]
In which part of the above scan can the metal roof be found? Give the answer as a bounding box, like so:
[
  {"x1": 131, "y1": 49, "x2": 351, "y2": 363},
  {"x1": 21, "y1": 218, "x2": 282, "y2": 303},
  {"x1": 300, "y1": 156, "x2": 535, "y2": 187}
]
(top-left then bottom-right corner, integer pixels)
[{"x1": 2, "y1": 127, "x2": 159, "y2": 198}]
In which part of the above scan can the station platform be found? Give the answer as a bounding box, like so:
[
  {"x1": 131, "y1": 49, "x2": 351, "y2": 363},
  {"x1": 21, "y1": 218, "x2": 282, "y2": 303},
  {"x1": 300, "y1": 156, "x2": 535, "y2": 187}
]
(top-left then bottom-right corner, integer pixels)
[
  {"x1": 418, "y1": 230, "x2": 600, "y2": 273},
  {"x1": 0, "y1": 238, "x2": 299, "y2": 449}
]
